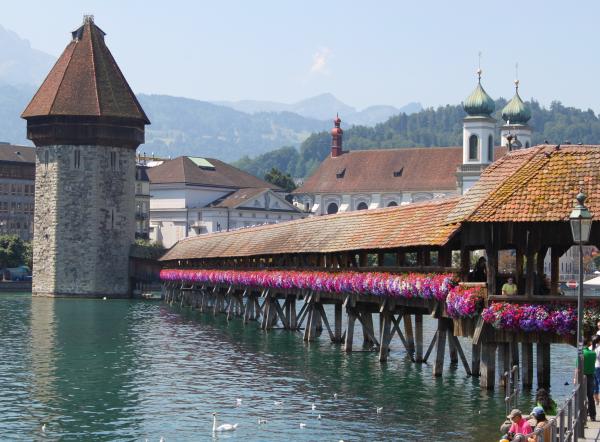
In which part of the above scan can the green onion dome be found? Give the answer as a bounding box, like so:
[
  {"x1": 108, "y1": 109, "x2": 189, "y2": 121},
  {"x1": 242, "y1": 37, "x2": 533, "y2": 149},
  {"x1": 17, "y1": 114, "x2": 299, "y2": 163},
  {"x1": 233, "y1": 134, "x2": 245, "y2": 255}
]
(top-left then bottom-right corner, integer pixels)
[
  {"x1": 463, "y1": 69, "x2": 495, "y2": 117},
  {"x1": 501, "y1": 80, "x2": 531, "y2": 124}
]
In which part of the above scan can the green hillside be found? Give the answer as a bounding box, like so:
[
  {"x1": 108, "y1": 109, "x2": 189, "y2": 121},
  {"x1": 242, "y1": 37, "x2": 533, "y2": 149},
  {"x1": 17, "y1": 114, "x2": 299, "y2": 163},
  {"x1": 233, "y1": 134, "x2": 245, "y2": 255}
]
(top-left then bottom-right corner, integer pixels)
[{"x1": 235, "y1": 99, "x2": 600, "y2": 178}]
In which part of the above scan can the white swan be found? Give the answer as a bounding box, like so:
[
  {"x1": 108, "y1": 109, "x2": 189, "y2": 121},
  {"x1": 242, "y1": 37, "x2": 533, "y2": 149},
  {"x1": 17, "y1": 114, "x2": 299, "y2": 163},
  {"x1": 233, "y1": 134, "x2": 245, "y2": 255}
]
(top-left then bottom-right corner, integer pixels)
[
  {"x1": 376, "y1": 406, "x2": 383, "y2": 414},
  {"x1": 212, "y1": 412, "x2": 238, "y2": 432},
  {"x1": 41, "y1": 424, "x2": 46, "y2": 432},
  {"x1": 258, "y1": 418, "x2": 268, "y2": 425},
  {"x1": 274, "y1": 400, "x2": 283, "y2": 406},
  {"x1": 311, "y1": 403, "x2": 316, "y2": 411},
  {"x1": 236, "y1": 398, "x2": 242, "y2": 407},
  {"x1": 299, "y1": 423, "x2": 306, "y2": 428},
  {"x1": 317, "y1": 414, "x2": 322, "y2": 420},
  {"x1": 333, "y1": 393, "x2": 338, "y2": 400}
]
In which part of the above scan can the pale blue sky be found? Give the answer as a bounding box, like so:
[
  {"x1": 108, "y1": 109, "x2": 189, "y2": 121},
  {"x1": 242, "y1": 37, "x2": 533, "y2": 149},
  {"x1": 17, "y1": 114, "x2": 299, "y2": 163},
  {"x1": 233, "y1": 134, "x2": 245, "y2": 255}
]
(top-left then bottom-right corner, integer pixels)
[{"x1": 3, "y1": 0, "x2": 599, "y2": 110}]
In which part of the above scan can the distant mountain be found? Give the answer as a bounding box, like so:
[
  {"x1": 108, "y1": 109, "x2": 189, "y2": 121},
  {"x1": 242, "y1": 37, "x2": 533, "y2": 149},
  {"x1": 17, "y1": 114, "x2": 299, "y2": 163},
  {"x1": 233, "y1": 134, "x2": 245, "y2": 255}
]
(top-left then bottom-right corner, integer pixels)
[
  {"x1": 0, "y1": 83, "x2": 34, "y2": 145},
  {"x1": 137, "y1": 94, "x2": 329, "y2": 161},
  {"x1": 215, "y1": 93, "x2": 423, "y2": 126},
  {"x1": 0, "y1": 25, "x2": 54, "y2": 87}
]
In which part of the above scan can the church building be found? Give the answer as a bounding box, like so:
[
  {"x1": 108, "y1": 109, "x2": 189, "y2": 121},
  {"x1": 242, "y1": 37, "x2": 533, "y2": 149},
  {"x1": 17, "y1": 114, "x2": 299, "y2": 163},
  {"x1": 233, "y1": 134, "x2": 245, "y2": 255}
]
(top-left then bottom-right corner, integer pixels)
[{"x1": 293, "y1": 70, "x2": 531, "y2": 213}]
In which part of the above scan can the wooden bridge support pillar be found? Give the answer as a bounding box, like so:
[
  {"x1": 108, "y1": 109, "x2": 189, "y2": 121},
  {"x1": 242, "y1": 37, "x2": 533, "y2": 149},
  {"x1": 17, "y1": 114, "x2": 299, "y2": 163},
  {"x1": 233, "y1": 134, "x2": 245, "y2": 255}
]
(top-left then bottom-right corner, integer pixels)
[
  {"x1": 361, "y1": 311, "x2": 376, "y2": 348},
  {"x1": 433, "y1": 318, "x2": 448, "y2": 377},
  {"x1": 480, "y1": 342, "x2": 497, "y2": 390},
  {"x1": 498, "y1": 343, "x2": 511, "y2": 387},
  {"x1": 403, "y1": 314, "x2": 416, "y2": 358},
  {"x1": 471, "y1": 343, "x2": 481, "y2": 377},
  {"x1": 345, "y1": 308, "x2": 356, "y2": 352},
  {"x1": 448, "y1": 326, "x2": 459, "y2": 367},
  {"x1": 521, "y1": 343, "x2": 534, "y2": 389},
  {"x1": 334, "y1": 303, "x2": 343, "y2": 343},
  {"x1": 379, "y1": 311, "x2": 392, "y2": 362},
  {"x1": 537, "y1": 343, "x2": 551, "y2": 388},
  {"x1": 415, "y1": 314, "x2": 424, "y2": 362}
]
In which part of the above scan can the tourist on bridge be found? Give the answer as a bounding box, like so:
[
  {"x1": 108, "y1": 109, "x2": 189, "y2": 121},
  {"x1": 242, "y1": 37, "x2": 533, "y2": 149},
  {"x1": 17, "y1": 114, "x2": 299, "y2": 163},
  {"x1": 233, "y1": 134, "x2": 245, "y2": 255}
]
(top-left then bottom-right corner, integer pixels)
[
  {"x1": 526, "y1": 406, "x2": 550, "y2": 442},
  {"x1": 582, "y1": 337, "x2": 597, "y2": 421},
  {"x1": 505, "y1": 409, "x2": 533, "y2": 440},
  {"x1": 501, "y1": 277, "x2": 518, "y2": 296},
  {"x1": 593, "y1": 335, "x2": 600, "y2": 406},
  {"x1": 471, "y1": 256, "x2": 487, "y2": 282}
]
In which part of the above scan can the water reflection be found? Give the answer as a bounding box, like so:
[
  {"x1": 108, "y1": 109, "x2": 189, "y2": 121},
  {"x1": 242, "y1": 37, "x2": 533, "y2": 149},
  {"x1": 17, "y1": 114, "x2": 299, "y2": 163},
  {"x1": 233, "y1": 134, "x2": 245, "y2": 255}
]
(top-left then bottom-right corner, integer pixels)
[{"x1": 0, "y1": 294, "x2": 578, "y2": 441}]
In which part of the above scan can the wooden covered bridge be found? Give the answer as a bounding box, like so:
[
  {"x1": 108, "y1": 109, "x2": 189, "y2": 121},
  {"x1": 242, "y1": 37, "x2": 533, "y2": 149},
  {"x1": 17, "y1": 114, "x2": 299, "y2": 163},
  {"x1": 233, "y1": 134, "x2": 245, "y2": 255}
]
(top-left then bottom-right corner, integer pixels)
[{"x1": 159, "y1": 145, "x2": 600, "y2": 391}]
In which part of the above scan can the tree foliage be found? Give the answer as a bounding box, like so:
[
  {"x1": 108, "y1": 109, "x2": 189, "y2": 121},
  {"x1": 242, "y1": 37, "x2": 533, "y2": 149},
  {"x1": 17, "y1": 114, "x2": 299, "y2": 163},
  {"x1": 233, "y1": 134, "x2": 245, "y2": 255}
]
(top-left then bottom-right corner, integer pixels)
[
  {"x1": 264, "y1": 168, "x2": 297, "y2": 193},
  {"x1": 236, "y1": 99, "x2": 600, "y2": 178},
  {"x1": 0, "y1": 235, "x2": 27, "y2": 269}
]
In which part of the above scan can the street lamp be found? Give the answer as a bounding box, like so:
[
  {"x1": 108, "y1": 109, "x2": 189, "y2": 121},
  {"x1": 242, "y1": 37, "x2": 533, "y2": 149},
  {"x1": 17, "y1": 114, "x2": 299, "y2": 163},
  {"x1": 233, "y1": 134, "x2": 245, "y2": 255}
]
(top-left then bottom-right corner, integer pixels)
[{"x1": 570, "y1": 190, "x2": 593, "y2": 435}]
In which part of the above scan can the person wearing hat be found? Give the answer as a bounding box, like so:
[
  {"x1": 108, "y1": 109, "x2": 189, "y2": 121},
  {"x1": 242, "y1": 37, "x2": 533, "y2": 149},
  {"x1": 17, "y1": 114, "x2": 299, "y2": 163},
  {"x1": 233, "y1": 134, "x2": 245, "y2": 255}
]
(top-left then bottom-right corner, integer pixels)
[
  {"x1": 507, "y1": 409, "x2": 533, "y2": 438},
  {"x1": 527, "y1": 406, "x2": 549, "y2": 442}
]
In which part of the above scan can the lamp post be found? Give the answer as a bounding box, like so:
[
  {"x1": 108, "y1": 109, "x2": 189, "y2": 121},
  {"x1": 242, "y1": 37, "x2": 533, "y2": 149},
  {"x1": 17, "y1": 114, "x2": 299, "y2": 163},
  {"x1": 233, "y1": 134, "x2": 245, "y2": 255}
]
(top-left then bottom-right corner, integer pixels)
[{"x1": 570, "y1": 191, "x2": 593, "y2": 434}]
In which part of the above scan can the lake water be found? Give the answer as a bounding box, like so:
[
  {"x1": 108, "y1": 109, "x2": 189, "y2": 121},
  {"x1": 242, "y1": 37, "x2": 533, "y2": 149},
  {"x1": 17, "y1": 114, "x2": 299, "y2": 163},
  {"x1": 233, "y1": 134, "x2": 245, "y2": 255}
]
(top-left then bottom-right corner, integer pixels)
[{"x1": 0, "y1": 293, "x2": 577, "y2": 441}]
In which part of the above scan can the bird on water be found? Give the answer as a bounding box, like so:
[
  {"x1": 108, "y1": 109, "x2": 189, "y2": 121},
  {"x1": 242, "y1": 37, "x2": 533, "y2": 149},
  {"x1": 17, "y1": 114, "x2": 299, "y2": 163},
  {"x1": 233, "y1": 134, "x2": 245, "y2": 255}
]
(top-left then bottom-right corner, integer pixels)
[
  {"x1": 212, "y1": 412, "x2": 238, "y2": 432},
  {"x1": 376, "y1": 406, "x2": 383, "y2": 414}
]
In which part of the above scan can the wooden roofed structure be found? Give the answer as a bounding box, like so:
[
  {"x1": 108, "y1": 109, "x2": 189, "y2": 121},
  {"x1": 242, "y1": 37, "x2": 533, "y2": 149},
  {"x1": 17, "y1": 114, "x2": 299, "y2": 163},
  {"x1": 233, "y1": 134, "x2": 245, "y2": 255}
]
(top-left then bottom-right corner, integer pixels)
[{"x1": 160, "y1": 196, "x2": 463, "y2": 271}]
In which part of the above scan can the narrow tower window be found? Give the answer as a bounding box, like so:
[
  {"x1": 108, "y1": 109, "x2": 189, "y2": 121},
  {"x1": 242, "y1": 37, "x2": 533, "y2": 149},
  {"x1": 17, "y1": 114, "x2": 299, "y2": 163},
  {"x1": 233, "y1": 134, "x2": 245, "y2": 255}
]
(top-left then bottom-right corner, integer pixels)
[
  {"x1": 110, "y1": 151, "x2": 117, "y2": 171},
  {"x1": 487, "y1": 135, "x2": 493, "y2": 162},
  {"x1": 74, "y1": 149, "x2": 81, "y2": 169},
  {"x1": 468, "y1": 135, "x2": 479, "y2": 161},
  {"x1": 44, "y1": 150, "x2": 49, "y2": 170}
]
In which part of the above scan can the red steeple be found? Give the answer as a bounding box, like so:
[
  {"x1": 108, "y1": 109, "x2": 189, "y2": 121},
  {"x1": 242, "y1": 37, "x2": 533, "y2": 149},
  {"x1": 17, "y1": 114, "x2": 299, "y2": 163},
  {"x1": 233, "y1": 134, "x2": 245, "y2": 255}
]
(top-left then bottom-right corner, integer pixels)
[
  {"x1": 331, "y1": 114, "x2": 343, "y2": 157},
  {"x1": 22, "y1": 15, "x2": 149, "y2": 148}
]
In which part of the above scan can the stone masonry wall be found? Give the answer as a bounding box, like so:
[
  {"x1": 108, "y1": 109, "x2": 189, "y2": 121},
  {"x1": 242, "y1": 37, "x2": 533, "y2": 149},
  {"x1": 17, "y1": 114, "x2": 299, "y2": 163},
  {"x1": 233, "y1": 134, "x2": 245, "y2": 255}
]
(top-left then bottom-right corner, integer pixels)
[{"x1": 32, "y1": 145, "x2": 135, "y2": 297}]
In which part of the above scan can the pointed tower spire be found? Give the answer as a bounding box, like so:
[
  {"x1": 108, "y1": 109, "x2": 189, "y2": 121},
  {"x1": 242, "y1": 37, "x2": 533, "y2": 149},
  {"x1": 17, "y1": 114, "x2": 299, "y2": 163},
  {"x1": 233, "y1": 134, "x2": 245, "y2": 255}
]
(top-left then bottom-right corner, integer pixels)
[
  {"x1": 500, "y1": 69, "x2": 532, "y2": 150},
  {"x1": 22, "y1": 15, "x2": 149, "y2": 148},
  {"x1": 331, "y1": 114, "x2": 343, "y2": 157}
]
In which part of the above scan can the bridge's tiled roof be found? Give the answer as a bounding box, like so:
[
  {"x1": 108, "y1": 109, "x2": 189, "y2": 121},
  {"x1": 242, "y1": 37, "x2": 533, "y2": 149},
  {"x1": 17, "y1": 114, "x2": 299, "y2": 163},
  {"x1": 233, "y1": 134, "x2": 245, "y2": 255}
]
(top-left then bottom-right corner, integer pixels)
[
  {"x1": 448, "y1": 145, "x2": 600, "y2": 223},
  {"x1": 160, "y1": 197, "x2": 461, "y2": 261}
]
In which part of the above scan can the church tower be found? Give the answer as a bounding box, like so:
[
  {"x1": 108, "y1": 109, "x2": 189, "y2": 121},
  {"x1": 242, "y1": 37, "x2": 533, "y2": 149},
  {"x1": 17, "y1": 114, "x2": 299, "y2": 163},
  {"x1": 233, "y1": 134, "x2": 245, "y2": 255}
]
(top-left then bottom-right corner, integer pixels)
[
  {"x1": 500, "y1": 80, "x2": 532, "y2": 150},
  {"x1": 331, "y1": 114, "x2": 343, "y2": 157},
  {"x1": 22, "y1": 16, "x2": 150, "y2": 297},
  {"x1": 457, "y1": 69, "x2": 496, "y2": 194}
]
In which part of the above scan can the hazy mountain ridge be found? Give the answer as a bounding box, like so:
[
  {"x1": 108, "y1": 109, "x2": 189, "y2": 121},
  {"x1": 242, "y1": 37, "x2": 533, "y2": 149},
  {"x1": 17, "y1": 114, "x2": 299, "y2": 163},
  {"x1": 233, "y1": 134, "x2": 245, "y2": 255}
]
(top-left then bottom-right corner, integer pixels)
[
  {"x1": 214, "y1": 93, "x2": 422, "y2": 126},
  {"x1": 0, "y1": 25, "x2": 54, "y2": 87}
]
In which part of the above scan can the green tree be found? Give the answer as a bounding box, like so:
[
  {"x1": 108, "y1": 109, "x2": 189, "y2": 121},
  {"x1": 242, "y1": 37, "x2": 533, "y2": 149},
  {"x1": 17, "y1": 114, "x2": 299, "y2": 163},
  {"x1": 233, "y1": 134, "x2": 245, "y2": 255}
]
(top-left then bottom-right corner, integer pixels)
[
  {"x1": 0, "y1": 235, "x2": 26, "y2": 269},
  {"x1": 264, "y1": 168, "x2": 297, "y2": 192}
]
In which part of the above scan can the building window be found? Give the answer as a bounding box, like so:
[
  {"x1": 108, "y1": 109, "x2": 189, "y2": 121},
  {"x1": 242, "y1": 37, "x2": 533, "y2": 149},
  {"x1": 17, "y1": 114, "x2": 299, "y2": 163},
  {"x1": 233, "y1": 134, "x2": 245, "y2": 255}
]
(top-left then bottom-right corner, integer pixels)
[
  {"x1": 74, "y1": 149, "x2": 81, "y2": 169},
  {"x1": 136, "y1": 183, "x2": 142, "y2": 194},
  {"x1": 469, "y1": 135, "x2": 478, "y2": 161},
  {"x1": 327, "y1": 202, "x2": 338, "y2": 214},
  {"x1": 44, "y1": 150, "x2": 49, "y2": 170},
  {"x1": 525, "y1": 141, "x2": 530, "y2": 148},
  {"x1": 356, "y1": 202, "x2": 368, "y2": 210},
  {"x1": 387, "y1": 201, "x2": 398, "y2": 207},
  {"x1": 111, "y1": 209, "x2": 115, "y2": 229},
  {"x1": 110, "y1": 151, "x2": 117, "y2": 171},
  {"x1": 487, "y1": 135, "x2": 493, "y2": 162}
]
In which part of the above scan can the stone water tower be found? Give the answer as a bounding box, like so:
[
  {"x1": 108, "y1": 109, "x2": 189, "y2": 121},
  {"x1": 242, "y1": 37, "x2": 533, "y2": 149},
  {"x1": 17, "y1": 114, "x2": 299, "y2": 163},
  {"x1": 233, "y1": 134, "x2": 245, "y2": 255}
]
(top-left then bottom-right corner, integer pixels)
[{"x1": 22, "y1": 16, "x2": 150, "y2": 297}]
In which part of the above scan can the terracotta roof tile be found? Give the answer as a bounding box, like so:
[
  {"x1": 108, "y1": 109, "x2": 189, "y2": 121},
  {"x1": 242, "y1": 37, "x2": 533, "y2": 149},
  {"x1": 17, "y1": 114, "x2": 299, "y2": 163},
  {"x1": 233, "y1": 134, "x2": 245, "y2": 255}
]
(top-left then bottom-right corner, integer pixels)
[
  {"x1": 22, "y1": 17, "x2": 149, "y2": 123},
  {"x1": 160, "y1": 197, "x2": 462, "y2": 261},
  {"x1": 294, "y1": 146, "x2": 507, "y2": 195},
  {"x1": 294, "y1": 147, "x2": 463, "y2": 194},
  {"x1": 147, "y1": 157, "x2": 281, "y2": 190},
  {"x1": 448, "y1": 145, "x2": 600, "y2": 222}
]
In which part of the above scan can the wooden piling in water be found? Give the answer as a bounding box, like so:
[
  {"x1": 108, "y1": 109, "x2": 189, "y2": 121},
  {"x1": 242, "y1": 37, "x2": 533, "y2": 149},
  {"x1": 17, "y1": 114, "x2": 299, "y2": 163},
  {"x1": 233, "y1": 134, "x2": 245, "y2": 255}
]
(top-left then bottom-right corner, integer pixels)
[
  {"x1": 433, "y1": 318, "x2": 447, "y2": 377},
  {"x1": 480, "y1": 342, "x2": 496, "y2": 390},
  {"x1": 521, "y1": 343, "x2": 534, "y2": 389},
  {"x1": 403, "y1": 314, "x2": 416, "y2": 357},
  {"x1": 415, "y1": 313, "x2": 424, "y2": 362},
  {"x1": 537, "y1": 343, "x2": 551, "y2": 388}
]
